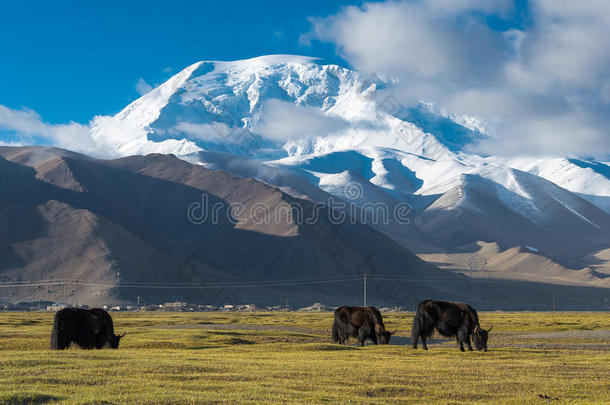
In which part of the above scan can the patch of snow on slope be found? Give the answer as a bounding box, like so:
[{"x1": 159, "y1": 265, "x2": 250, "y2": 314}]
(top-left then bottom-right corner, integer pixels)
[
  {"x1": 505, "y1": 157, "x2": 610, "y2": 213},
  {"x1": 551, "y1": 196, "x2": 604, "y2": 230}
]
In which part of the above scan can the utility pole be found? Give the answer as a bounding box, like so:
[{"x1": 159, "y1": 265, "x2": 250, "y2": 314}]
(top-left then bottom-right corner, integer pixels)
[{"x1": 363, "y1": 274, "x2": 367, "y2": 307}]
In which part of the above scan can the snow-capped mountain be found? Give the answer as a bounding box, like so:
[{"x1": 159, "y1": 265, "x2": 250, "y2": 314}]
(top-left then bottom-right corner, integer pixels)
[
  {"x1": 91, "y1": 55, "x2": 466, "y2": 160},
  {"x1": 92, "y1": 55, "x2": 610, "y2": 277}
]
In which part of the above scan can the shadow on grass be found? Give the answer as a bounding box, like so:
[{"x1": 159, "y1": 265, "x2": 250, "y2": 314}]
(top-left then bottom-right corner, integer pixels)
[
  {"x1": 0, "y1": 393, "x2": 61, "y2": 405},
  {"x1": 300, "y1": 344, "x2": 360, "y2": 351},
  {"x1": 229, "y1": 338, "x2": 255, "y2": 345},
  {"x1": 208, "y1": 331, "x2": 242, "y2": 337}
]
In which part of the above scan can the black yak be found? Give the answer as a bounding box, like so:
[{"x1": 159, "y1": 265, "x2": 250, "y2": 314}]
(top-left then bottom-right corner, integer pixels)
[
  {"x1": 411, "y1": 299, "x2": 492, "y2": 351},
  {"x1": 332, "y1": 306, "x2": 396, "y2": 346},
  {"x1": 50, "y1": 308, "x2": 125, "y2": 350}
]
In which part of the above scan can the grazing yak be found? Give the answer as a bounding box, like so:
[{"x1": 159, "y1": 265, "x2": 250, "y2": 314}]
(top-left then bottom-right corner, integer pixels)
[
  {"x1": 50, "y1": 308, "x2": 125, "y2": 350},
  {"x1": 411, "y1": 300, "x2": 492, "y2": 351},
  {"x1": 332, "y1": 306, "x2": 396, "y2": 346}
]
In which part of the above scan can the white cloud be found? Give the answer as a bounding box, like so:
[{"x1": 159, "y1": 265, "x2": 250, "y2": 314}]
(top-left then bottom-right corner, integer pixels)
[
  {"x1": 0, "y1": 140, "x2": 22, "y2": 147},
  {"x1": 135, "y1": 78, "x2": 154, "y2": 95},
  {"x1": 0, "y1": 104, "x2": 202, "y2": 159},
  {"x1": 306, "y1": 1, "x2": 510, "y2": 81},
  {"x1": 0, "y1": 105, "x2": 98, "y2": 155},
  {"x1": 306, "y1": 0, "x2": 610, "y2": 159},
  {"x1": 173, "y1": 122, "x2": 229, "y2": 142},
  {"x1": 255, "y1": 99, "x2": 350, "y2": 142}
]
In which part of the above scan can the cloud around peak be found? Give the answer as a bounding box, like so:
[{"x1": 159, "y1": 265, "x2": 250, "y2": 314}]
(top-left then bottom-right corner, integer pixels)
[
  {"x1": 305, "y1": 0, "x2": 610, "y2": 159},
  {"x1": 0, "y1": 105, "x2": 97, "y2": 155}
]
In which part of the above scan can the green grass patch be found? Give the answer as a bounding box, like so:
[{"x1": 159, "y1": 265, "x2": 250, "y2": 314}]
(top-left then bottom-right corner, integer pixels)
[{"x1": 0, "y1": 311, "x2": 607, "y2": 404}]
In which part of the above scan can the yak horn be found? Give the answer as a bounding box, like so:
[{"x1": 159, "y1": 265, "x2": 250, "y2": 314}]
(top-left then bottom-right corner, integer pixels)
[
  {"x1": 120, "y1": 332, "x2": 126, "y2": 337},
  {"x1": 390, "y1": 329, "x2": 398, "y2": 335},
  {"x1": 474, "y1": 325, "x2": 480, "y2": 332},
  {"x1": 487, "y1": 325, "x2": 493, "y2": 333}
]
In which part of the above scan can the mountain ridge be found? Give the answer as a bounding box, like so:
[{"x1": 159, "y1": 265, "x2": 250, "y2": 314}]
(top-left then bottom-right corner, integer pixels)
[{"x1": 3, "y1": 55, "x2": 609, "y2": 307}]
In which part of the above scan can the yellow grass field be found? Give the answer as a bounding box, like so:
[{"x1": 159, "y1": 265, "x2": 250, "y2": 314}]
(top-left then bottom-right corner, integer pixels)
[{"x1": 0, "y1": 311, "x2": 608, "y2": 404}]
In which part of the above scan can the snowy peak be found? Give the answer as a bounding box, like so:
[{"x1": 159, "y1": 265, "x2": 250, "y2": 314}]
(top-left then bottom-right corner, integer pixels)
[{"x1": 90, "y1": 55, "x2": 481, "y2": 161}]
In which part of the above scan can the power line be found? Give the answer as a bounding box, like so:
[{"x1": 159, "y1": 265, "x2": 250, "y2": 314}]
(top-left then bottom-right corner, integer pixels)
[
  {"x1": 0, "y1": 276, "x2": 364, "y2": 286},
  {"x1": 0, "y1": 277, "x2": 364, "y2": 289},
  {"x1": 0, "y1": 275, "x2": 553, "y2": 290}
]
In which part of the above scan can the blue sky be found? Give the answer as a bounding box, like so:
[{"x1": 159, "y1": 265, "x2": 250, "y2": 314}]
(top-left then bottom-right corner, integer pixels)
[{"x1": 0, "y1": 0, "x2": 368, "y2": 123}]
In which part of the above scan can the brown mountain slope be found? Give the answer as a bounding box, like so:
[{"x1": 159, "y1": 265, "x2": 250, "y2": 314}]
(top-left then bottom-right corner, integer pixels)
[
  {"x1": 0, "y1": 146, "x2": 462, "y2": 306},
  {"x1": 419, "y1": 173, "x2": 610, "y2": 263},
  {"x1": 420, "y1": 242, "x2": 610, "y2": 288},
  {"x1": 1, "y1": 146, "x2": 608, "y2": 309}
]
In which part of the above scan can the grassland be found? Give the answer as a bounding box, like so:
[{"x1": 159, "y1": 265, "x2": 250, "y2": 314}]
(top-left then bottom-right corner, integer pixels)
[{"x1": 0, "y1": 311, "x2": 608, "y2": 404}]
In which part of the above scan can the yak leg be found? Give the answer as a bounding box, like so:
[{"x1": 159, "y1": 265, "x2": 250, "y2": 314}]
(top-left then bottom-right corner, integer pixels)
[
  {"x1": 457, "y1": 337, "x2": 465, "y2": 352},
  {"x1": 357, "y1": 328, "x2": 369, "y2": 347},
  {"x1": 455, "y1": 325, "x2": 473, "y2": 351},
  {"x1": 94, "y1": 329, "x2": 107, "y2": 349},
  {"x1": 54, "y1": 333, "x2": 67, "y2": 350},
  {"x1": 80, "y1": 331, "x2": 95, "y2": 349},
  {"x1": 457, "y1": 326, "x2": 469, "y2": 352},
  {"x1": 464, "y1": 333, "x2": 473, "y2": 351},
  {"x1": 62, "y1": 333, "x2": 74, "y2": 350},
  {"x1": 421, "y1": 336, "x2": 428, "y2": 350},
  {"x1": 412, "y1": 329, "x2": 419, "y2": 349}
]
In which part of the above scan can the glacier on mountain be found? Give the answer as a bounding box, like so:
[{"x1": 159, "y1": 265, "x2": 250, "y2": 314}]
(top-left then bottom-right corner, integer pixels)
[{"x1": 90, "y1": 54, "x2": 610, "y2": 227}]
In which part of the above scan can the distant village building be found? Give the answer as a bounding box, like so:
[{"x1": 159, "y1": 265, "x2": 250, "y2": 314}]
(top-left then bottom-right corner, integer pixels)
[
  {"x1": 46, "y1": 303, "x2": 68, "y2": 311},
  {"x1": 162, "y1": 302, "x2": 188, "y2": 311},
  {"x1": 142, "y1": 304, "x2": 163, "y2": 311},
  {"x1": 298, "y1": 302, "x2": 331, "y2": 312}
]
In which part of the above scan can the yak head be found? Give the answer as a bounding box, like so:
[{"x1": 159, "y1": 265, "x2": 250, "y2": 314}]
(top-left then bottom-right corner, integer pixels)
[
  {"x1": 109, "y1": 332, "x2": 126, "y2": 349},
  {"x1": 375, "y1": 324, "x2": 397, "y2": 344},
  {"x1": 472, "y1": 325, "x2": 492, "y2": 351}
]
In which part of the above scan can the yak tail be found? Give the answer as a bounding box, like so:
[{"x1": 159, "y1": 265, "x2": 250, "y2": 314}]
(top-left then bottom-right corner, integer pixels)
[
  {"x1": 50, "y1": 312, "x2": 61, "y2": 350},
  {"x1": 50, "y1": 310, "x2": 67, "y2": 350},
  {"x1": 331, "y1": 321, "x2": 340, "y2": 343},
  {"x1": 412, "y1": 300, "x2": 432, "y2": 340},
  {"x1": 411, "y1": 307, "x2": 421, "y2": 340}
]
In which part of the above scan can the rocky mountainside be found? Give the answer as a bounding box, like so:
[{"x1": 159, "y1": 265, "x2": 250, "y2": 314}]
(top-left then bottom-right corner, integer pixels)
[
  {"x1": 0, "y1": 146, "x2": 464, "y2": 306},
  {"x1": 1, "y1": 146, "x2": 608, "y2": 309}
]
